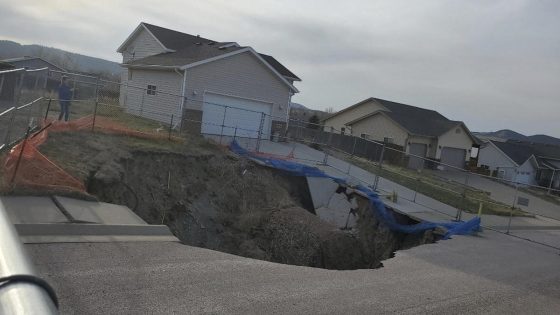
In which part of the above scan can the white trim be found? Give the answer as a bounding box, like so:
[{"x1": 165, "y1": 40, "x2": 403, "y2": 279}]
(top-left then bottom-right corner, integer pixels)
[
  {"x1": 180, "y1": 47, "x2": 299, "y2": 93},
  {"x1": 203, "y1": 90, "x2": 274, "y2": 106},
  {"x1": 218, "y1": 42, "x2": 239, "y2": 49},
  {"x1": 117, "y1": 23, "x2": 174, "y2": 53},
  {"x1": 123, "y1": 64, "x2": 179, "y2": 70}
]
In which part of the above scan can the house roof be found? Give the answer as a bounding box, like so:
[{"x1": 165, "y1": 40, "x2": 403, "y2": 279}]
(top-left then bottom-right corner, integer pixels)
[
  {"x1": 490, "y1": 140, "x2": 560, "y2": 167},
  {"x1": 123, "y1": 23, "x2": 300, "y2": 81},
  {"x1": 490, "y1": 141, "x2": 536, "y2": 165},
  {"x1": 1, "y1": 56, "x2": 65, "y2": 71},
  {"x1": 0, "y1": 61, "x2": 15, "y2": 70},
  {"x1": 346, "y1": 98, "x2": 471, "y2": 139}
]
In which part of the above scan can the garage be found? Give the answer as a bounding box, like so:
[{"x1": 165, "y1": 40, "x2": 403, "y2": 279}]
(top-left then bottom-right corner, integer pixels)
[
  {"x1": 440, "y1": 147, "x2": 466, "y2": 169},
  {"x1": 408, "y1": 143, "x2": 427, "y2": 170},
  {"x1": 201, "y1": 93, "x2": 272, "y2": 139}
]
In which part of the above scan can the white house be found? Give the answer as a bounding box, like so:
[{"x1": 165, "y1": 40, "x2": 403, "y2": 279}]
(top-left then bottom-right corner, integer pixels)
[
  {"x1": 117, "y1": 22, "x2": 300, "y2": 138},
  {"x1": 322, "y1": 98, "x2": 478, "y2": 170},
  {"x1": 478, "y1": 140, "x2": 541, "y2": 185}
]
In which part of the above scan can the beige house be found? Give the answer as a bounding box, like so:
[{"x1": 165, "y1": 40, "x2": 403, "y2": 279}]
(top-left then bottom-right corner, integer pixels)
[
  {"x1": 323, "y1": 98, "x2": 477, "y2": 169},
  {"x1": 117, "y1": 22, "x2": 300, "y2": 138}
]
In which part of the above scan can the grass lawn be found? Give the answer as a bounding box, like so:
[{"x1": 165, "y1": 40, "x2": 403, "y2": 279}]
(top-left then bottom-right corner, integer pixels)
[{"x1": 332, "y1": 151, "x2": 530, "y2": 217}]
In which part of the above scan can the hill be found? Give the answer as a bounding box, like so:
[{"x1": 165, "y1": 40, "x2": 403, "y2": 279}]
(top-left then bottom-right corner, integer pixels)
[
  {"x1": 474, "y1": 129, "x2": 560, "y2": 146},
  {"x1": 0, "y1": 40, "x2": 121, "y2": 76}
]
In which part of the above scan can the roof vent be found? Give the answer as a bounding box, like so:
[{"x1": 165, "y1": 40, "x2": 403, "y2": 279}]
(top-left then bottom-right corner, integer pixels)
[{"x1": 207, "y1": 41, "x2": 215, "y2": 46}]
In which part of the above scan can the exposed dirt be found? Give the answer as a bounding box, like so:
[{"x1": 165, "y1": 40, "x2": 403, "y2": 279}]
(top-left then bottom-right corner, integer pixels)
[{"x1": 30, "y1": 130, "x2": 436, "y2": 270}]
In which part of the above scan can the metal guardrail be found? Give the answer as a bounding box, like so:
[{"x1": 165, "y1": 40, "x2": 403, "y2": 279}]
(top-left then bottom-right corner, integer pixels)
[{"x1": 0, "y1": 200, "x2": 58, "y2": 314}]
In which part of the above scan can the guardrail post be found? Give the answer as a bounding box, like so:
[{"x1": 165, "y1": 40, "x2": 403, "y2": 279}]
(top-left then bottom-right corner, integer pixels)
[
  {"x1": 0, "y1": 200, "x2": 59, "y2": 314},
  {"x1": 455, "y1": 172, "x2": 469, "y2": 221},
  {"x1": 350, "y1": 136, "x2": 357, "y2": 158},
  {"x1": 506, "y1": 184, "x2": 519, "y2": 234}
]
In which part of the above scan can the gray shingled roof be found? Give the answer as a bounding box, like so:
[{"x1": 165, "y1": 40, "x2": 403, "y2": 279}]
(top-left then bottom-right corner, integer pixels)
[
  {"x1": 128, "y1": 23, "x2": 300, "y2": 80},
  {"x1": 491, "y1": 140, "x2": 560, "y2": 166},
  {"x1": 347, "y1": 98, "x2": 464, "y2": 138}
]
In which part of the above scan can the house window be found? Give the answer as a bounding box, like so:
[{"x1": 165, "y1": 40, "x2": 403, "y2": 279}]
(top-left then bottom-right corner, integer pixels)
[
  {"x1": 341, "y1": 127, "x2": 345, "y2": 135},
  {"x1": 455, "y1": 128, "x2": 461, "y2": 134},
  {"x1": 147, "y1": 85, "x2": 157, "y2": 95},
  {"x1": 128, "y1": 70, "x2": 133, "y2": 81},
  {"x1": 361, "y1": 133, "x2": 369, "y2": 139},
  {"x1": 384, "y1": 137, "x2": 394, "y2": 144}
]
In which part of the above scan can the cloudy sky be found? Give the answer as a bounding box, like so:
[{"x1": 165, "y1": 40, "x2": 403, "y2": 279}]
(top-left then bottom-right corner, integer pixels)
[{"x1": 1, "y1": 0, "x2": 558, "y2": 136}]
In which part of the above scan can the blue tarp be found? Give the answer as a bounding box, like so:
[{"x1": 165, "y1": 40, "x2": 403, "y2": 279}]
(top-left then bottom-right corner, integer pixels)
[{"x1": 230, "y1": 140, "x2": 480, "y2": 239}]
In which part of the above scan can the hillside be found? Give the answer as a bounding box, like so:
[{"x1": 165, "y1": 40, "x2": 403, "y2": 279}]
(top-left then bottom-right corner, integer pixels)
[
  {"x1": 474, "y1": 129, "x2": 560, "y2": 146},
  {"x1": 0, "y1": 40, "x2": 121, "y2": 75}
]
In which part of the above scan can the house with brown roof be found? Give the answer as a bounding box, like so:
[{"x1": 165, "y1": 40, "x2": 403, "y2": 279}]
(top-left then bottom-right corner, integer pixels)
[
  {"x1": 117, "y1": 22, "x2": 300, "y2": 138},
  {"x1": 323, "y1": 97, "x2": 478, "y2": 169}
]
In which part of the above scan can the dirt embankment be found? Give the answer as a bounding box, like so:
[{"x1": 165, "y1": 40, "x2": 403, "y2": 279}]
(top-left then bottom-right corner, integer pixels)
[{"x1": 37, "y1": 131, "x2": 435, "y2": 270}]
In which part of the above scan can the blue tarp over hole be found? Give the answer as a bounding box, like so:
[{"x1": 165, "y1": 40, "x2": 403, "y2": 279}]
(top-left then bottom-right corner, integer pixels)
[{"x1": 229, "y1": 140, "x2": 480, "y2": 239}]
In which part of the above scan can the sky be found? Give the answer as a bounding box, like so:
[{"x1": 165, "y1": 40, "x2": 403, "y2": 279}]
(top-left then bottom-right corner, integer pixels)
[{"x1": 1, "y1": 0, "x2": 558, "y2": 137}]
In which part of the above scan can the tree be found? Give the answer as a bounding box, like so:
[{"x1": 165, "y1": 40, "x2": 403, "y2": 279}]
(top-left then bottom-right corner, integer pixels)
[{"x1": 307, "y1": 114, "x2": 320, "y2": 129}]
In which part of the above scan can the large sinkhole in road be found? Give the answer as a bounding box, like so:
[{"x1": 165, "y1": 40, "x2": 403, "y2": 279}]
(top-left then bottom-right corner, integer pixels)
[{"x1": 87, "y1": 151, "x2": 437, "y2": 270}]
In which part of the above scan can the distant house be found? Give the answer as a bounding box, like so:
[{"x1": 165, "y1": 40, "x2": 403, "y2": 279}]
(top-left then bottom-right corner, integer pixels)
[
  {"x1": 2, "y1": 56, "x2": 65, "y2": 72},
  {"x1": 117, "y1": 22, "x2": 300, "y2": 138},
  {"x1": 478, "y1": 140, "x2": 560, "y2": 188},
  {"x1": 322, "y1": 97, "x2": 478, "y2": 170},
  {"x1": 1, "y1": 56, "x2": 67, "y2": 95}
]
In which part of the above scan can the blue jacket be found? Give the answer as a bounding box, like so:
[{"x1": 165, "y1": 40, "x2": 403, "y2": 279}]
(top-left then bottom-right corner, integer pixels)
[{"x1": 58, "y1": 84, "x2": 72, "y2": 101}]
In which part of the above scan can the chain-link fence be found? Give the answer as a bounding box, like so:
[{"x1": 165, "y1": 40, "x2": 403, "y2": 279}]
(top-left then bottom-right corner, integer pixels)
[
  {"x1": 2, "y1": 66, "x2": 560, "y2": 250},
  {"x1": 0, "y1": 67, "x2": 49, "y2": 151}
]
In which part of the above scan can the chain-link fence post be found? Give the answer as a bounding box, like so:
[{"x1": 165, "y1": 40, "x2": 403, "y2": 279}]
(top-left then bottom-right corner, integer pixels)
[
  {"x1": 44, "y1": 98, "x2": 52, "y2": 122},
  {"x1": 549, "y1": 169, "x2": 556, "y2": 194},
  {"x1": 373, "y1": 142, "x2": 385, "y2": 191},
  {"x1": 456, "y1": 172, "x2": 469, "y2": 221},
  {"x1": 256, "y1": 112, "x2": 265, "y2": 152},
  {"x1": 91, "y1": 76, "x2": 100, "y2": 132},
  {"x1": 352, "y1": 136, "x2": 358, "y2": 157},
  {"x1": 168, "y1": 114, "x2": 174, "y2": 140},
  {"x1": 4, "y1": 71, "x2": 25, "y2": 145},
  {"x1": 219, "y1": 106, "x2": 227, "y2": 145},
  {"x1": 10, "y1": 126, "x2": 31, "y2": 185},
  {"x1": 506, "y1": 184, "x2": 519, "y2": 234}
]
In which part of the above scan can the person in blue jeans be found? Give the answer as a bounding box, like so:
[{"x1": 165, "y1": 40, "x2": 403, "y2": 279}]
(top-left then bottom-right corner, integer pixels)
[{"x1": 58, "y1": 76, "x2": 73, "y2": 121}]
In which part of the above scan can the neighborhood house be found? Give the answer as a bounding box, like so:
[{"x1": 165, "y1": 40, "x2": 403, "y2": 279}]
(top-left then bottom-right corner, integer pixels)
[
  {"x1": 478, "y1": 140, "x2": 560, "y2": 188},
  {"x1": 117, "y1": 22, "x2": 300, "y2": 139},
  {"x1": 322, "y1": 97, "x2": 478, "y2": 170}
]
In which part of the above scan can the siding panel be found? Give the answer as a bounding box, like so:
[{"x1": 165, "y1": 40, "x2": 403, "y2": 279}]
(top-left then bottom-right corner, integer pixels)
[
  {"x1": 124, "y1": 69, "x2": 183, "y2": 124},
  {"x1": 185, "y1": 51, "x2": 291, "y2": 122}
]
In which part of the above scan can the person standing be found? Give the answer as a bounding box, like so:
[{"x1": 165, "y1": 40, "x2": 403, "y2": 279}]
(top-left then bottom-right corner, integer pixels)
[{"x1": 58, "y1": 76, "x2": 73, "y2": 121}]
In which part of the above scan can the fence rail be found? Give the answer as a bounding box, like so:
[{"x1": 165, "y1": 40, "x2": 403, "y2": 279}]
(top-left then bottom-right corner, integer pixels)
[{"x1": 2, "y1": 66, "x2": 560, "y2": 250}]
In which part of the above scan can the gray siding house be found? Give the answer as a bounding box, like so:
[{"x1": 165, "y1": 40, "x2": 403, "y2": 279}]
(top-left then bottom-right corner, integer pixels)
[
  {"x1": 478, "y1": 140, "x2": 560, "y2": 188},
  {"x1": 323, "y1": 98, "x2": 478, "y2": 170},
  {"x1": 117, "y1": 22, "x2": 300, "y2": 138}
]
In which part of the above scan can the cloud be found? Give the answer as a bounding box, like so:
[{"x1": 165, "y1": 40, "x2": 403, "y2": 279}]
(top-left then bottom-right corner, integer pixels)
[{"x1": 0, "y1": 0, "x2": 558, "y2": 136}]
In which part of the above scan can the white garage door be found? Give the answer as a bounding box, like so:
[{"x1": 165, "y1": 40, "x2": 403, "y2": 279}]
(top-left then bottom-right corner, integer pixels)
[
  {"x1": 201, "y1": 93, "x2": 272, "y2": 139},
  {"x1": 440, "y1": 147, "x2": 466, "y2": 169}
]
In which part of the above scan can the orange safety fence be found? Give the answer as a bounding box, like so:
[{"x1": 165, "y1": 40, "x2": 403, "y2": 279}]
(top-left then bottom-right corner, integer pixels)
[{"x1": 2, "y1": 115, "x2": 181, "y2": 193}]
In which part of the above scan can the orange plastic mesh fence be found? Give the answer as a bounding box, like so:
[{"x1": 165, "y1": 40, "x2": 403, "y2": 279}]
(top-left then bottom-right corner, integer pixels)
[{"x1": 2, "y1": 115, "x2": 179, "y2": 193}]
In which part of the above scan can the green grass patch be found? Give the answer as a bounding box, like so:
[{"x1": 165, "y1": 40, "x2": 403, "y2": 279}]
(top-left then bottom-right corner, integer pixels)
[{"x1": 346, "y1": 155, "x2": 530, "y2": 217}]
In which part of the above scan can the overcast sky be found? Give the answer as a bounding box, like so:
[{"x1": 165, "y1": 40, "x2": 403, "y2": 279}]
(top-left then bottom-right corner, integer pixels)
[{"x1": 1, "y1": 0, "x2": 558, "y2": 136}]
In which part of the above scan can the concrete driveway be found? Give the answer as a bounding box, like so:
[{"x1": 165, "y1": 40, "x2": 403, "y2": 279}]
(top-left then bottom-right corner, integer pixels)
[{"x1": 435, "y1": 170, "x2": 560, "y2": 221}]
